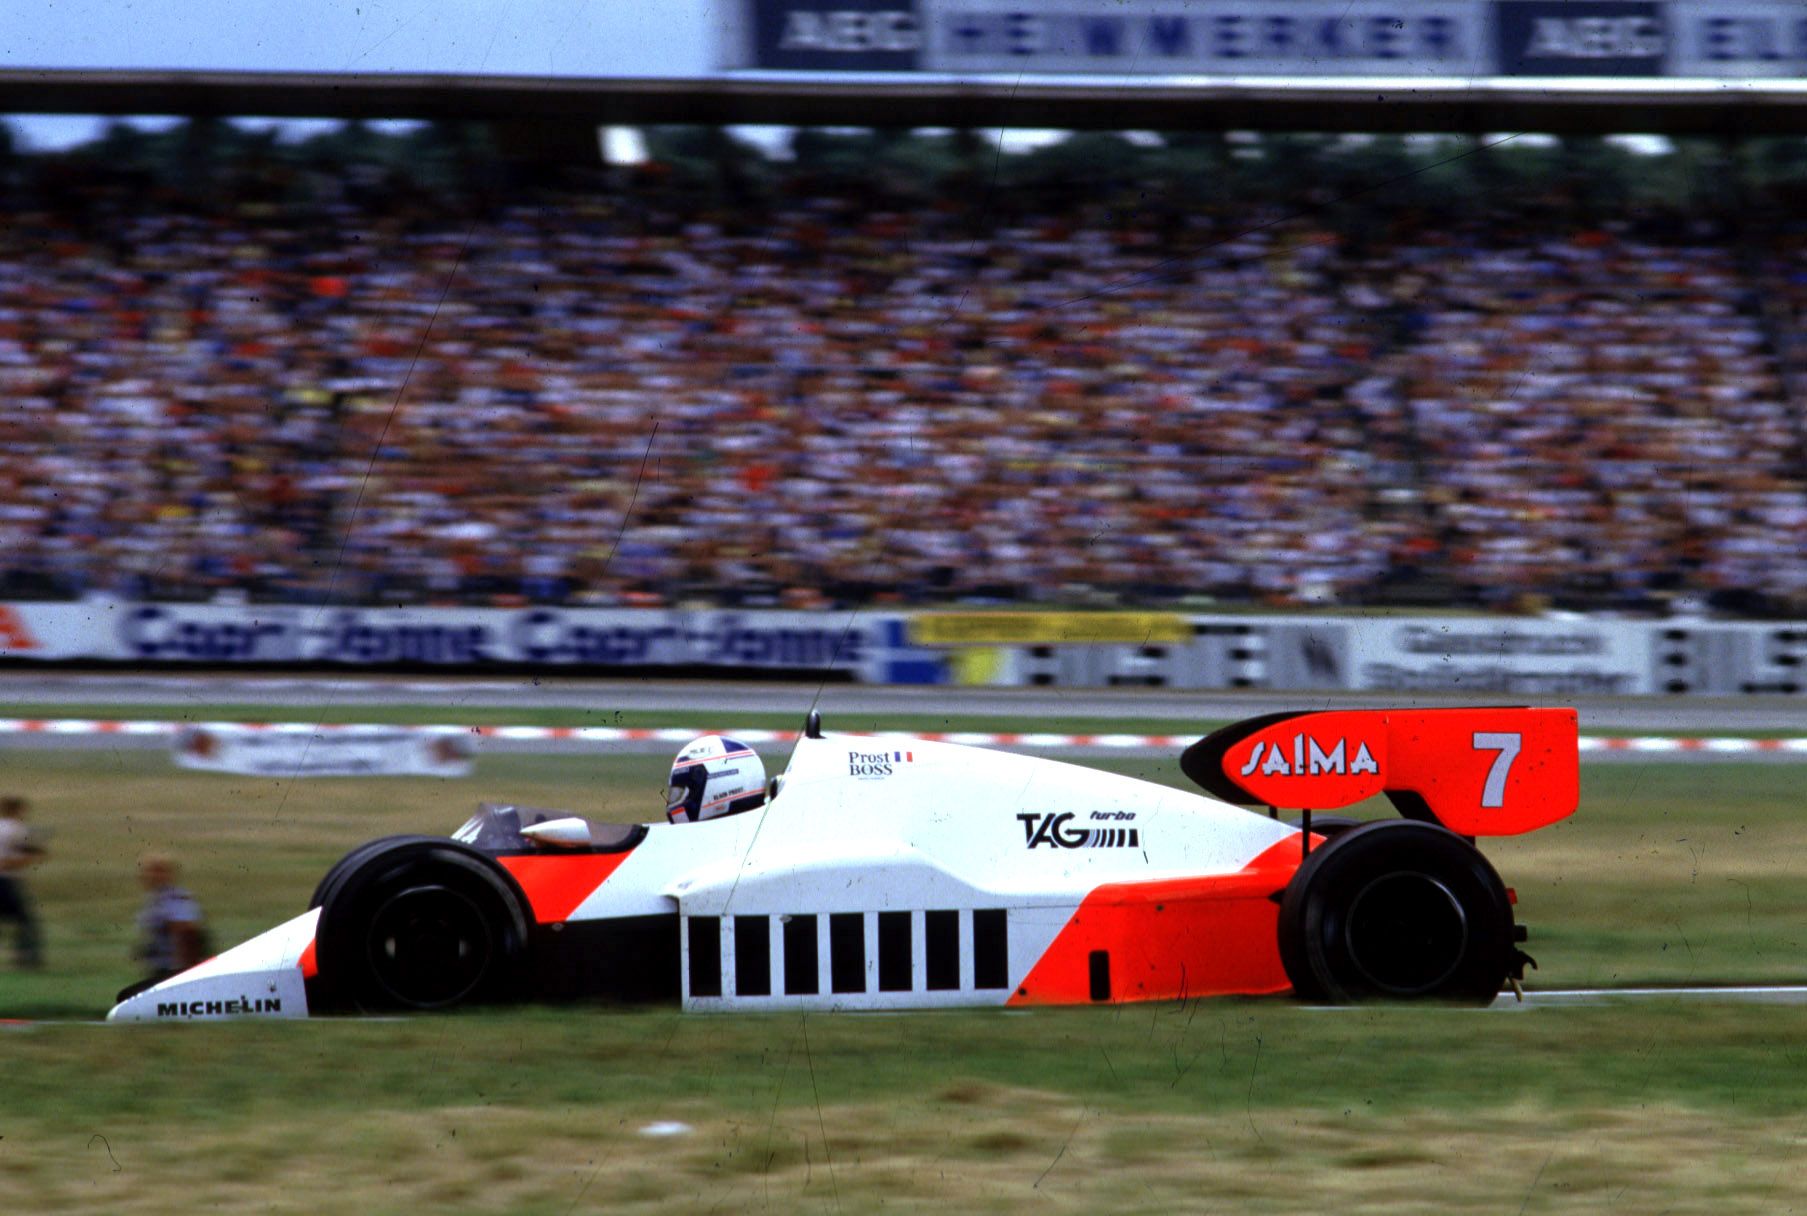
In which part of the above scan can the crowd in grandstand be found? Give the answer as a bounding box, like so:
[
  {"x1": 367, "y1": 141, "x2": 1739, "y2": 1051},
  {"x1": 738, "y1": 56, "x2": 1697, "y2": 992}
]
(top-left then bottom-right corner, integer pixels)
[{"x1": 1, "y1": 144, "x2": 1804, "y2": 617}]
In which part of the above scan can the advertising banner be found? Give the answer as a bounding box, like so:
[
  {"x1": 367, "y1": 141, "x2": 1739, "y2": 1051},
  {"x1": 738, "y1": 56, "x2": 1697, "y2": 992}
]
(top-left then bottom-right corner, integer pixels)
[
  {"x1": 750, "y1": 0, "x2": 925, "y2": 69},
  {"x1": 1495, "y1": 1, "x2": 1667, "y2": 75},
  {"x1": 1671, "y1": 2, "x2": 1807, "y2": 77},
  {"x1": 7, "y1": 599, "x2": 1805, "y2": 696},
  {"x1": 1348, "y1": 619, "x2": 1651, "y2": 696},
  {"x1": 0, "y1": 600, "x2": 938, "y2": 683},
  {"x1": 172, "y1": 724, "x2": 475, "y2": 778},
  {"x1": 911, "y1": 611, "x2": 1192, "y2": 646},
  {"x1": 740, "y1": 0, "x2": 1807, "y2": 80},
  {"x1": 925, "y1": 0, "x2": 1484, "y2": 76}
]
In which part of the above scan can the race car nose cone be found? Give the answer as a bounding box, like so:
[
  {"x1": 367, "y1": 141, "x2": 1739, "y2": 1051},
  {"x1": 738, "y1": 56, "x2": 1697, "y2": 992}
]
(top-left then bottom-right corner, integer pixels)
[{"x1": 107, "y1": 909, "x2": 318, "y2": 1022}]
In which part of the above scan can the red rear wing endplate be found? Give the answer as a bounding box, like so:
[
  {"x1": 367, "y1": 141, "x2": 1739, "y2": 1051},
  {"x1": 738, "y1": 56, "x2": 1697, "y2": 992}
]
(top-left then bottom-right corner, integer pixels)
[{"x1": 1181, "y1": 707, "x2": 1579, "y2": 837}]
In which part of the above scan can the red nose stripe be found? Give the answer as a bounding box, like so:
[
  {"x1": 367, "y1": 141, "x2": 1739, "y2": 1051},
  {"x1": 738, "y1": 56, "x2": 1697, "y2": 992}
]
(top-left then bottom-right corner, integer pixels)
[{"x1": 498, "y1": 852, "x2": 633, "y2": 923}]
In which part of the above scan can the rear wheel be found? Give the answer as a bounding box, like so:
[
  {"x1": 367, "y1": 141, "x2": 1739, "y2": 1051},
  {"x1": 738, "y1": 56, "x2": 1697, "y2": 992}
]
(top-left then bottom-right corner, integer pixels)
[
  {"x1": 1285, "y1": 814, "x2": 1365, "y2": 842},
  {"x1": 313, "y1": 839, "x2": 529, "y2": 1013},
  {"x1": 1277, "y1": 820, "x2": 1515, "y2": 1005}
]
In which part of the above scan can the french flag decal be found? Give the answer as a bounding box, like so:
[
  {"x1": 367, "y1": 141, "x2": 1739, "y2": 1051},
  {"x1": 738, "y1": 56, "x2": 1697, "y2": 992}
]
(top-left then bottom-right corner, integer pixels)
[{"x1": 893, "y1": 750, "x2": 913, "y2": 763}]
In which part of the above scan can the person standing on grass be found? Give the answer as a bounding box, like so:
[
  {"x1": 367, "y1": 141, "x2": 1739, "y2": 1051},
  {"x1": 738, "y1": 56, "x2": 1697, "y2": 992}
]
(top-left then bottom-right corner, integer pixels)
[
  {"x1": 0, "y1": 795, "x2": 45, "y2": 968},
  {"x1": 135, "y1": 853, "x2": 209, "y2": 984}
]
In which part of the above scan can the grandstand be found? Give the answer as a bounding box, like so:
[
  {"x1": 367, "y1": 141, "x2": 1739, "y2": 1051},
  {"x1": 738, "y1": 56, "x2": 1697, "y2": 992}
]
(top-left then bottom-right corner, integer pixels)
[{"x1": 2, "y1": 113, "x2": 1805, "y2": 620}]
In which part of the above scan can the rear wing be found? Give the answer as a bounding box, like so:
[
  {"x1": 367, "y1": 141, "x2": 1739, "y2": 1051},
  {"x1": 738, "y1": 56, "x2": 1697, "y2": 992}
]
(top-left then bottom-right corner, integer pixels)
[{"x1": 1181, "y1": 707, "x2": 1579, "y2": 837}]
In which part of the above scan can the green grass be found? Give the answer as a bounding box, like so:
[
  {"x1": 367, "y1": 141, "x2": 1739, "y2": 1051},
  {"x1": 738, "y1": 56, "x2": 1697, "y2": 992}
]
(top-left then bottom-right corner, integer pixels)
[
  {"x1": 3, "y1": 743, "x2": 1807, "y2": 1212},
  {"x1": 6, "y1": 1000, "x2": 1807, "y2": 1123},
  {"x1": 4, "y1": 1003, "x2": 1807, "y2": 1213}
]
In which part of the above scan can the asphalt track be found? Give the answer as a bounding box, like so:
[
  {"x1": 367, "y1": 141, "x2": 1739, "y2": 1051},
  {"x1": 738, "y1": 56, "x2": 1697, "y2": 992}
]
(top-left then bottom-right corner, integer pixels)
[
  {"x1": 4, "y1": 673, "x2": 1807, "y2": 763},
  {"x1": 5, "y1": 670, "x2": 1807, "y2": 734}
]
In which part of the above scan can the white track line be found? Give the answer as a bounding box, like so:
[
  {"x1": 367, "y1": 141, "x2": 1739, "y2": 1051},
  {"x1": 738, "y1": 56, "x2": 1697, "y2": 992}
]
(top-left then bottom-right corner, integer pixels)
[{"x1": 1494, "y1": 986, "x2": 1807, "y2": 1008}]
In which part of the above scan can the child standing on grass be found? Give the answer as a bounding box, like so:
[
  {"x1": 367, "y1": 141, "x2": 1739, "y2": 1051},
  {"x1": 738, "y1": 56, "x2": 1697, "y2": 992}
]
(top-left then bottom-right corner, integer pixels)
[
  {"x1": 0, "y1": 795, "x2": 45, "y2": 968},
  {"x1": 135, "y1": 853, "x2": 208, "y2": 984}
]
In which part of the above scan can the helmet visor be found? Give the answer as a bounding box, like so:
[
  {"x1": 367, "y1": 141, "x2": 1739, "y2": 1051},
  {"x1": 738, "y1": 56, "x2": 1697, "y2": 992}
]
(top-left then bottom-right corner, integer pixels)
[{"x1": 665, "y1": 768, "x2": 706, "y2": 823}]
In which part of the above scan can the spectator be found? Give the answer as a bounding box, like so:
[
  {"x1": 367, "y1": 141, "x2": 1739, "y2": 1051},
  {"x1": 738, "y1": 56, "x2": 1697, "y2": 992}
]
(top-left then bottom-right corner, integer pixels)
[
  {"x1": 0, "y1": 795, "x2": 45, "y2": 968},
  {"x1": 0, "y1": 149, "x2": 1802, "y2": 615},
  {"x1": 134, "y1": 853, "x2": 209, "y2": 984}
]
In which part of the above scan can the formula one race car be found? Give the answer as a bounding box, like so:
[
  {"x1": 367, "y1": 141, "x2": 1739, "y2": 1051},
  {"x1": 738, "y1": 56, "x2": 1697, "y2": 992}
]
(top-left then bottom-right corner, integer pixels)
[{"x1": 108, "y1": 707, "x2": 1578, "y2": 1021}]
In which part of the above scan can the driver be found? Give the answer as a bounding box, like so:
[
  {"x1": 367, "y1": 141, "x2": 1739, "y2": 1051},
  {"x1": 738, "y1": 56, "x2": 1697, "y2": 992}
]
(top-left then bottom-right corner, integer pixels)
[{"x1": 665, "y1": 736, "x2": 767, "y2": 824}]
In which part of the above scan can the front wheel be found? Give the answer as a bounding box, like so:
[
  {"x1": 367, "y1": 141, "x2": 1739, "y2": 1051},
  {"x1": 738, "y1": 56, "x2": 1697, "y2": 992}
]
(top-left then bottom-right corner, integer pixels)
[
  {"x1": 308, "y1": 834, "x2": 448, "y2": 911},
  {"x1": 1277, "y1": 820, "x2": 1516, "y2": 1005},
  {"x1": 313, "y1": 839, "x2": 530, "y2": 1013}
]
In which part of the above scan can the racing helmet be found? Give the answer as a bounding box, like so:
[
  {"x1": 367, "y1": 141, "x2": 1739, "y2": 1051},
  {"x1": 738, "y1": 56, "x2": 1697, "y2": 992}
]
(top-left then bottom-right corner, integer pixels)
[{"x1": 666, "y1": 735, "x2": 766, "y2": 824}]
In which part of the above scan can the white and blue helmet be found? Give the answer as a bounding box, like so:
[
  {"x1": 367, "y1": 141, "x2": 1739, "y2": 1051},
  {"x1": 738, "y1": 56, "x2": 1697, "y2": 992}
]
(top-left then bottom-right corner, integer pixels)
[{"x1": 666, "y1": 736, "x2": 766, "y2": 824}]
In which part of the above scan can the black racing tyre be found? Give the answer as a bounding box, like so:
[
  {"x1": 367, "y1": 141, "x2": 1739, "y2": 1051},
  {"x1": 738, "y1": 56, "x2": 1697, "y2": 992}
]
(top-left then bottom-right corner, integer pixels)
[
  {"x1": 309, "y1": 835, "x2": 450, "y2": 911},
  {"x1": 313, "y1": 839, "x2": 530, "y2": 1013},
  {"x1": 1277, "y1": 820, "x2": 1515, "y2": 1006},
  {"x1": 1285, "y1": 815, "x2": 1366, "y2": 842}
]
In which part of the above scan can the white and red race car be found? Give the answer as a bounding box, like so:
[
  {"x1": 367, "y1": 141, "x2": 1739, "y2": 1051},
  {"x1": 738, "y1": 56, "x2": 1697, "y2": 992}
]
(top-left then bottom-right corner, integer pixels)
[{"x1": 108, "y1": 707, "x2": 1578, "y2": 1021}]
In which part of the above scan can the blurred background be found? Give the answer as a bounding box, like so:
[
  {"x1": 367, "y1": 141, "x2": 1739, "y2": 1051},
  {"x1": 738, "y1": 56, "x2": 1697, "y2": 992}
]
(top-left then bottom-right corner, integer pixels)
[{"x1": 3, "y1": 0, "x2": 1806, "y2": 696}]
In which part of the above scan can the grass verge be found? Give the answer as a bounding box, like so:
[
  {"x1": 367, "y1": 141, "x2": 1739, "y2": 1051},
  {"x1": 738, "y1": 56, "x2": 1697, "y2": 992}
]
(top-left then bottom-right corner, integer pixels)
[
  {"x1": 0, "y1": 741, "x2": 1803, "y2": 1212},
  {"x1": 5, "y1": 1004, "x2": 1807, "y2": 1214}
]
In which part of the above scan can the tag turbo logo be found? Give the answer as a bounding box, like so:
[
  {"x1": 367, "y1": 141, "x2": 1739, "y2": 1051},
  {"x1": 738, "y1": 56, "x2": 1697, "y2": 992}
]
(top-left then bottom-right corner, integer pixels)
[
  {"x1": 1239, "y1": 734, "x2": 1379, "y2": 779},
  {"x1": 849, "y1": 749, "x2": 913, "y2": 779},
  {"x1": 1019, "y1": 812, "x2": 1141, "y2": 850}
]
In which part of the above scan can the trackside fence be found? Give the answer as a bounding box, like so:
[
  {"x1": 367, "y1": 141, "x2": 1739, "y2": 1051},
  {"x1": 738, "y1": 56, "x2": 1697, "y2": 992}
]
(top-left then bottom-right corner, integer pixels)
[{"x1": 0, "y1": 601, "x2": 1803, "y2": 696}]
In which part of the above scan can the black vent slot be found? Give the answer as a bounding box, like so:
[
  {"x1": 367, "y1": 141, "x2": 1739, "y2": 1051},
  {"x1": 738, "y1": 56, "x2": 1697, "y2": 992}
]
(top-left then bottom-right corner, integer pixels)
[
  {"x1": 735, "y1": 915, "x2": 770, "y2": 997},
  {"x1": 926, "y1": 909, "x2": 960, "y2": 991},
  {"x1": 973, "y1": 909, "x2": 1009, "y2": 990},
  {"x1": 783, "y1": 914, "x2": 819, "y2": 995},
  {"x1": 830, "y1": 913, "x2": 865, "y2": 994},
  {"x1": 878, "y1": 911, "x2": 912, "y2": 992},
  {"x1": 688, "y1": 916, "x2": 722, "y2": 998},
  {"x1": 1088, "y1": 950, "x2": 1111, "y2": 1002}
]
